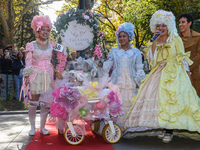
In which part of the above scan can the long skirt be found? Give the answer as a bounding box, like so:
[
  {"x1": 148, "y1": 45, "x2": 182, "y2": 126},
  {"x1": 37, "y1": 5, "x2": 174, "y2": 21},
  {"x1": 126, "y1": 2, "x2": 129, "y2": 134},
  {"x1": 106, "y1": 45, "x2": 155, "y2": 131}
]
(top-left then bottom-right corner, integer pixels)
[
  {"x1": 124, "y1": 62, "x2": 166, "y2": 131},
  {"x1": 117, "y1": 70, "x2": 136, "y2": 127}
]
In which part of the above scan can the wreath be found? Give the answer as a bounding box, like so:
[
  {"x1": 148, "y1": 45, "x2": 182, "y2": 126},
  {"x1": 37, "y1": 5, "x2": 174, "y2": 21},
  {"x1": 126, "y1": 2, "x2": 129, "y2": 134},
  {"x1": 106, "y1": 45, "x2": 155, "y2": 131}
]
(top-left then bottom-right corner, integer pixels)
[{"x1": 54, "y1": 9, "x2": 104, "y2": 58}]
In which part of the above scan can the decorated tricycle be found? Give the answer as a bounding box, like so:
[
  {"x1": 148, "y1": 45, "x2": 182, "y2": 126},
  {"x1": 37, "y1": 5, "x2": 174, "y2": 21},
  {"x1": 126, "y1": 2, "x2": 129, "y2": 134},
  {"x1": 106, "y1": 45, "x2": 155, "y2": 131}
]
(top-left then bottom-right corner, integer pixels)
[{"x1": 49, "y1": 78, "x2": 123, "y2": 145}]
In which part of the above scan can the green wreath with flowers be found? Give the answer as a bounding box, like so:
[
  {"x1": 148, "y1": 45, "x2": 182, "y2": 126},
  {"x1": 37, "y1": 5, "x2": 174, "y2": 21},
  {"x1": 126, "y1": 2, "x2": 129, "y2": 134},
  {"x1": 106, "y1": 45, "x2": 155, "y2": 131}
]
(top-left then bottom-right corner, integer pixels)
[{"x1": 54, "y1": 9, "x2": 104, "y2": 57}]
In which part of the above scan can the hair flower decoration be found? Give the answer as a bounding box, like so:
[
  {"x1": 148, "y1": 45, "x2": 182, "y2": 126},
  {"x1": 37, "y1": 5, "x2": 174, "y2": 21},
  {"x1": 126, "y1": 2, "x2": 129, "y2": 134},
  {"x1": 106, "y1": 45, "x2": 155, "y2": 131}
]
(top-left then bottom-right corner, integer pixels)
[
  {"x1": 115, "y1": 27, "x2": 120, "y2": 35},
  {"x1": 37, "y1": 21, "x2": 43, "y2": 31},
  {"x1": 33, "y1": 16, "x2": 37, "y2": 21},
  {"x1": 157, "y1": 13, "x2": 163, "y2": 17}
]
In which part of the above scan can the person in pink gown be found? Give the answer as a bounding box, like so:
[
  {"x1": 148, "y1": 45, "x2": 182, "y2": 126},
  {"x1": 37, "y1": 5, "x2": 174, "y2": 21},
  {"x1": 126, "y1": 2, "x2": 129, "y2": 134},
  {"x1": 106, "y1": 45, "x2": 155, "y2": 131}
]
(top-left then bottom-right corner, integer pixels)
[{"x1": 22, "y1": 15, "x2": 55, "y2": 136}]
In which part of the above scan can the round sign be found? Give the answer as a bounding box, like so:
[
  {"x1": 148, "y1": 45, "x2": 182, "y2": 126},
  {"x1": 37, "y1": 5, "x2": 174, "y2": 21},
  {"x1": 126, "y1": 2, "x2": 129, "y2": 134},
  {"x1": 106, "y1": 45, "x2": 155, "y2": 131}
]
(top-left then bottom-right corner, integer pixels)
[{"x1": 61, "y1": 20, "x2": 94, "y2": 51}]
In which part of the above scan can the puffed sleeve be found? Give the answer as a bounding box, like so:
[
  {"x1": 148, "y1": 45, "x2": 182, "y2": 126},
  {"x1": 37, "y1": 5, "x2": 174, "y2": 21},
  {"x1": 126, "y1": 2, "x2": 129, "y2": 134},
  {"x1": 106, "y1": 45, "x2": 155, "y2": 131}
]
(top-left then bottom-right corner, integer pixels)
[
  {"x1": 134, "y1": 50, "x2": 146, "y2": 85},
  {"x1": 23, "y1": 42, "x2": 35, "y2": 77},
  {"x1": 145, "y1": 41, "x2": 158, "y2": 68},
  {"x1": 103, "y1": 48, "x2": 114, "y2": 74},
  {"x1": 175, "y1": 36, "x2": 193, "y2": 66}
]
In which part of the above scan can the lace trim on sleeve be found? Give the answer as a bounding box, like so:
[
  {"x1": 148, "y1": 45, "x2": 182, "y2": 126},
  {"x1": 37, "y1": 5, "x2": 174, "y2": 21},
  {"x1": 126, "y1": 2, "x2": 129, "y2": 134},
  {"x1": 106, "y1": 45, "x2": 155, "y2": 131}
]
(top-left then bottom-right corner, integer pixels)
[
  {"x1": 182, "y1": 58, "x2": 190, "y2": 72},
  {"x1": 135, "y1": 69, "x2": 146, "y2": 86},
  {"x1": 147, "y1": 47, "x2": 157, "y2": 67},
  {"x1": 23, "y1": 66, "x2": 35, "y2": 76}
]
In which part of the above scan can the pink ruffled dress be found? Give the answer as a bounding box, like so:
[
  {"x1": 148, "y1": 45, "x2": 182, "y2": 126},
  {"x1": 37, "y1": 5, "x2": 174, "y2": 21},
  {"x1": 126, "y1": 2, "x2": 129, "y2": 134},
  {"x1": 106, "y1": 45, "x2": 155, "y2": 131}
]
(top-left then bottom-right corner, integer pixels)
[{"x1": 23, "y1": 41, "x2": 54, "y2": 95}]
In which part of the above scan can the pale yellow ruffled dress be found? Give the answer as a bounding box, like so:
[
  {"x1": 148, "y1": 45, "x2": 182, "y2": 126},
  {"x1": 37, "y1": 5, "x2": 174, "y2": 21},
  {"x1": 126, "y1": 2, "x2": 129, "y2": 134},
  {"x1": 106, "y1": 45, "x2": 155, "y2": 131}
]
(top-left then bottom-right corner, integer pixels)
[{"x1": 124, "y1": 36, "x2": 200, "y2": 140}]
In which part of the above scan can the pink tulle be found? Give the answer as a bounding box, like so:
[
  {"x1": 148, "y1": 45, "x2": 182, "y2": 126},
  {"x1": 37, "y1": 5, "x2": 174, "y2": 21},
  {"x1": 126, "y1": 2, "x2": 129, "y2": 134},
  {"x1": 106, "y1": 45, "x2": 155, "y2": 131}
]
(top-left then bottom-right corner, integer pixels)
[
  {"x1": 49, "y1": 77, "x2": 123, "y2": 125},
  {"x1": 108, "y1": 83, "x2": 122, "y2": 100},
  {"x1": 107, "y1": 90, "x2": 124, "y2": 117}
]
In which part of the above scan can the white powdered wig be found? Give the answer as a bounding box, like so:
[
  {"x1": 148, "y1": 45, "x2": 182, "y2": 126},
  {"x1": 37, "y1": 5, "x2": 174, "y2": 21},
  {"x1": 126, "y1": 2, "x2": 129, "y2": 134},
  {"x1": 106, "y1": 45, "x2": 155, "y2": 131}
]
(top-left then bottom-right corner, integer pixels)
[{"x1": 149, "y1": 10, "x2": 178, "y2": 43}]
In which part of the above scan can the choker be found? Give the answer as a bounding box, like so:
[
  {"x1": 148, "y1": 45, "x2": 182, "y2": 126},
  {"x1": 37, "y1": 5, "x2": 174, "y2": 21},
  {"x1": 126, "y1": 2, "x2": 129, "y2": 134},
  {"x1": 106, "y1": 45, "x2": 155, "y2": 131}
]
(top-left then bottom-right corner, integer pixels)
[{"x1": 36, "y1": 38, "x2": 48, "y2": 45}]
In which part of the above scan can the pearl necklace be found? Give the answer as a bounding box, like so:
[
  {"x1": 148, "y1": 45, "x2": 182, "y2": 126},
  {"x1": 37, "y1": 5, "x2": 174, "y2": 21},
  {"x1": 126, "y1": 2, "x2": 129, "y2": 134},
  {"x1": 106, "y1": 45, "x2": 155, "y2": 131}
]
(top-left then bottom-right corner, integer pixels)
[
  {"x1": 121, "y1": 45, "x2": 131, "y2": 51},
  {"x1": 36, "y1": 38, "x2": 48, "y2": 45}
]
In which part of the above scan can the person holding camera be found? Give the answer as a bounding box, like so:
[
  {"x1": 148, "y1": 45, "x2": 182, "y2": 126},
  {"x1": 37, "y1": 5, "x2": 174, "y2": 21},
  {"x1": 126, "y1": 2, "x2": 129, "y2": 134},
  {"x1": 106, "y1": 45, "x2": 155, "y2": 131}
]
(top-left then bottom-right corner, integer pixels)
[
  {"x1": 0, "y1": 48, "x2": 13, "y2": 100},
  {"x1": 12, "y1": 51, "x2": 25, "y2": 100}
]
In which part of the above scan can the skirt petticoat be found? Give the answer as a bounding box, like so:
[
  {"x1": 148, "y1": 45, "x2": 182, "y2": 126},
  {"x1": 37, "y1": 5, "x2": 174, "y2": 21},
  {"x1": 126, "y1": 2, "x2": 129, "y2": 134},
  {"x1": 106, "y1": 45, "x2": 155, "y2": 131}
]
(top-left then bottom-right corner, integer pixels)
[
  {"x1": 117, "y1": 70, "x2": 136, "y2": 127},
  {"x1": 30, "y1": 69, "x2": 52, "y2": 94},
  {"x1": 124, "y1": 62, "x2": 166, "y2": 131}
]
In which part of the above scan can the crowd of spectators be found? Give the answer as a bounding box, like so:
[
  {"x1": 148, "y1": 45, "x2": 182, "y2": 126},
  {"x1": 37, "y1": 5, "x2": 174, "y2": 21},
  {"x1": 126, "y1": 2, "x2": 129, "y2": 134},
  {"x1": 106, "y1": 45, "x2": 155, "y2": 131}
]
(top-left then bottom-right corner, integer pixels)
[{"x1": 0, "y1": 46, "x2": 26, "y2": 100}]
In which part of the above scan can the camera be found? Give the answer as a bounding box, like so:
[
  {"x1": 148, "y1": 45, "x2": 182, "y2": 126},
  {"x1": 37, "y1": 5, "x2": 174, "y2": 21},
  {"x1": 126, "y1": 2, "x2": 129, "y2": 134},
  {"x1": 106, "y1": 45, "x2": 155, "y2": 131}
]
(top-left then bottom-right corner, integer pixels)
[{"x1": 6, "y1": 52, "x2": 9, "y2": 57}]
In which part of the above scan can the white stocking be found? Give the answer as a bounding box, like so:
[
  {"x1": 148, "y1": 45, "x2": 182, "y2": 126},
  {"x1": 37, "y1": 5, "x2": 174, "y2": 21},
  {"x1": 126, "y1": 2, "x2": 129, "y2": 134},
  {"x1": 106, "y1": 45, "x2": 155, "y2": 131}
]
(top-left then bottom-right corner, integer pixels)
[
  {"x1": 28, "y1": 101, "x2": 38, "y2": 131},
  {"x1": 40, "y1": 104, "x2": 49, "y2": 132}
]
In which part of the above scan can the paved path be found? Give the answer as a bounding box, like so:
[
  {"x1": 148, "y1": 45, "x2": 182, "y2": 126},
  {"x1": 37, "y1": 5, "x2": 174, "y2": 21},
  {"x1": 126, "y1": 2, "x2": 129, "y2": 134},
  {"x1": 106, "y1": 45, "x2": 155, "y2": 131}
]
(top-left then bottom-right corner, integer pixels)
[
  {"x1": 1, "y1": 111, "x2": 200, "y2": 150},
  {"x1": 0, "y1": 111, "x2": 39, "y2": 150}
]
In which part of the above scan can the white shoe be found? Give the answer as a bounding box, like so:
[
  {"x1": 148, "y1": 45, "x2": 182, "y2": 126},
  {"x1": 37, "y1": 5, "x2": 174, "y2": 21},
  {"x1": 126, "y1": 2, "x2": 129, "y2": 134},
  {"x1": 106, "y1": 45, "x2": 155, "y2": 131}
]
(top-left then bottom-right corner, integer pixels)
[
  {"x1": 29, "y1": 129, "x2": 36, "y2": 136},
  {"x1": 40, "y1": 128, "x2": 50, "y2": 135},
  {"x1": 162, "y1": 133, "x2": 173, "y2": 143},
  {"x1": 157, "y1": 131, "x2": 166, "y2": 139}
]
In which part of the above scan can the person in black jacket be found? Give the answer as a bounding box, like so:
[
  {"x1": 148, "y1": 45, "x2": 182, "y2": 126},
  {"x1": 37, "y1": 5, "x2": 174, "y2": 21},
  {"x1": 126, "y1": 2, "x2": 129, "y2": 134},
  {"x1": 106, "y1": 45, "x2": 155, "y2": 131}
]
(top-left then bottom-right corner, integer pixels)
[
  {"x1": 0, "y1": 48, "x2": 3, "y2": 95},
  {"x1": 12, "y1": 51, "x2": 25, "y2": 100},
  {"x1": 0, "y1": 48, "x2": 13, "y2": 100}
]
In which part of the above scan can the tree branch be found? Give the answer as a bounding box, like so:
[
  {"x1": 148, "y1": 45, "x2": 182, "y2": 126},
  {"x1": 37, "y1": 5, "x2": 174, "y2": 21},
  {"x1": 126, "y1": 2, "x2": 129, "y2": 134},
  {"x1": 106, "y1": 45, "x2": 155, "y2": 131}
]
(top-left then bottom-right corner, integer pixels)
[
  {"x1": 96, "y1": 9, "x2": 116, "y2": 31},
  {"x1": 0, "y1": 5, "x2": 10, "y2": 38},
  {"x1": 104, "y1": 1, "x2": 124, "y2": 20},
  {"x1": 13, "y1": 0, "x2": 62, "y2": 33},
  {"x1": 139, "y1": 31, "x2": 147, "y2": 48},
  {"x1": 96, "y1": 17, "x2": 114, "y2": 31}
]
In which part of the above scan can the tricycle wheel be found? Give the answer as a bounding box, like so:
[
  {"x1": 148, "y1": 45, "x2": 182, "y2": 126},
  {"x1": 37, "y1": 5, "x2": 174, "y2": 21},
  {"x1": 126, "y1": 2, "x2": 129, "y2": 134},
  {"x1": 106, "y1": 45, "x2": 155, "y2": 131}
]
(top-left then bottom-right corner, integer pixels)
[
  {"x1": 102, "y1": 123, "x2": 122, "y2": 144},
  {"x1": 64, "y1": 124, "x2": 85, "y2": 145}
]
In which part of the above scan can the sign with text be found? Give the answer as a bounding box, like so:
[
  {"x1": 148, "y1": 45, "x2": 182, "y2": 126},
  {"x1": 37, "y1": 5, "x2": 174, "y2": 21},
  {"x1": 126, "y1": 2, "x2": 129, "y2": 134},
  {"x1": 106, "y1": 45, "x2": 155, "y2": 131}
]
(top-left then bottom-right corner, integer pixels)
[
  {"x1": 61, "y1": 20, "x2": 94, "y2": 51},
  {"x1": 54, "y1": 43, "x2": 63, "y2": 52}
]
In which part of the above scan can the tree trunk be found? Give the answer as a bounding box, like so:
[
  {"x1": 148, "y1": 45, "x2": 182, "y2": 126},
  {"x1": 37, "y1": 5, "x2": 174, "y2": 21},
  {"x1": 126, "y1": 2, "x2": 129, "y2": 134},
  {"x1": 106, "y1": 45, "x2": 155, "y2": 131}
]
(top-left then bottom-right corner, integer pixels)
[
  {"x1": 85, "y1": 0, "x2": 94, "y2": 10},
  {"x1": 0, "y1": 0, "x2": 63, "y2": 47}
]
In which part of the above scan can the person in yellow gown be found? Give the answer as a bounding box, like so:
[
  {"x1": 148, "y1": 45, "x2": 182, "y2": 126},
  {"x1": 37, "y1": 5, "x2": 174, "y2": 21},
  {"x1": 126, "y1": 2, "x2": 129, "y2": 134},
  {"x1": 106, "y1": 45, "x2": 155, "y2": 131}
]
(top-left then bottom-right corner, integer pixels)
[{"x1": 124, "y1": 10, "x2": 200, "y2": 143}]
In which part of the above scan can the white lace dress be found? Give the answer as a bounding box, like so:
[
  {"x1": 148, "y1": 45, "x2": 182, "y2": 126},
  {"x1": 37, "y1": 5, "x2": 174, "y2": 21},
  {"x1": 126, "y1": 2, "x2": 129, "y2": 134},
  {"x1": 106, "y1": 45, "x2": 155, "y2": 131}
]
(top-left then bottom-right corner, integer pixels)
[{"x1": 103, "y1": 47, "x2": 145, "y2": 127}]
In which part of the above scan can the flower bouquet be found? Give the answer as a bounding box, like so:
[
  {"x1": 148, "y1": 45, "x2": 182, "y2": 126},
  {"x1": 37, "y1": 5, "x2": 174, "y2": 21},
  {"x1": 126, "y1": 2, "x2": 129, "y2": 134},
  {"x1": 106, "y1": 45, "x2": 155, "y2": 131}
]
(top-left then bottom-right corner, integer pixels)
[{"x1": 50, "y1": 86, "x2": 83, "y2": 120}]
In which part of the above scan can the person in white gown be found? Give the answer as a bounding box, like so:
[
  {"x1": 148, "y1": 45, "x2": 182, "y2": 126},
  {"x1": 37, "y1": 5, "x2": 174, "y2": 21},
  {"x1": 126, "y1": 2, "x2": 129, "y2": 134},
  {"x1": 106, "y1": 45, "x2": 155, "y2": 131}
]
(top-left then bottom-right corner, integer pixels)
[{"x1": 103, "y1": 22, "x2": 145, "y2": 128}]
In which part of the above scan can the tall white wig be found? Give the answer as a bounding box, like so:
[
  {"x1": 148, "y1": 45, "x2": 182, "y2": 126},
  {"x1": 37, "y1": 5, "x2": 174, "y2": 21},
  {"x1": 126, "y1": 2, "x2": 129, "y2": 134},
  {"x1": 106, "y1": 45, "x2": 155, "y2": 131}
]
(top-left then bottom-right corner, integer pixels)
[
  {"x1": 115, "y1": 22, "x2": 135, "y2": 46},
  {"x1": 149, "y1": 10, "x2": 178, "y2": 43}
]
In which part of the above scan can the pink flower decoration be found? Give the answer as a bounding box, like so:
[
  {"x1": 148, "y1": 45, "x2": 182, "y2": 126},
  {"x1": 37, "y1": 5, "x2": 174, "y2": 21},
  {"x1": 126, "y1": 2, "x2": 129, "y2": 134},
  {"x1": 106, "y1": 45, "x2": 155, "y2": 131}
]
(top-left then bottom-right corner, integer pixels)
[
  {"x1": 36, "y1": 21, "x2": 43, "y2": 31},
  {"x1": 107, "y1": 90, "x2": 123, "y2": 117},
  {"x1": 93, "y1": 45, "x2": 103, "y2": 58},
  {"x1": 54, "y1": 87, "x2": 82, "y2": 111},
  {"x1": 52, "y1": 86, "x2": 69, "y2": 98},
  {"x1": 56, "y1": 51, "x2": 66, "y2": 72},
  {"x1": 84, "y1": 15, "x2": 90, "y2": 20},
  {"x1": 33, "y1": 16, "x2": 37, "y2": 21},
  {"x1": 50, "y1": 102, "x2": 68, "y2": 119},
  {"x1": 115, "y1": 27, "x2": 120, "y2": 35}
]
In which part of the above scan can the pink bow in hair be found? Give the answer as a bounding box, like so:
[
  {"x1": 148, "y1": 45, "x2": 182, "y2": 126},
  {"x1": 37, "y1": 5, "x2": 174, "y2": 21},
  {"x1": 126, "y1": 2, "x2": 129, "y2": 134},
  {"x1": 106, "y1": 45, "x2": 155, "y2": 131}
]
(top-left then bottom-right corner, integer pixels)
[{"x1": 36, "y1": 21, "x2": 43, "y2": 31}]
